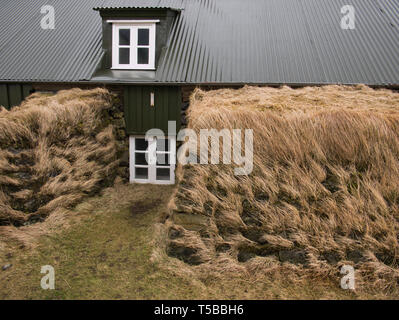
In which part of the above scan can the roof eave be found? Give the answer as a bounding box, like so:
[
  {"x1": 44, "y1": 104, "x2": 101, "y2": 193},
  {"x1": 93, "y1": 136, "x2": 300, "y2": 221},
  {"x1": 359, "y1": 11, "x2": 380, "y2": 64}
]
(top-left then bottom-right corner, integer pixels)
[{"x1": 93, "y1": 7, "x2": 183, "y2": 12}]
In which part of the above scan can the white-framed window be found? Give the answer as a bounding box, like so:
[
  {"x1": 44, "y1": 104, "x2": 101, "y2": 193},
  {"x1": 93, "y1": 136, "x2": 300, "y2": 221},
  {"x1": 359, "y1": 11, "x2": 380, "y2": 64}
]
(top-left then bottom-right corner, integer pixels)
[
  {"x1": 129, "y1": 136, "x2": 176, "y2": 185},
  {"x1": 110, "y1": 20, "x2": 158, "y2": 70}
]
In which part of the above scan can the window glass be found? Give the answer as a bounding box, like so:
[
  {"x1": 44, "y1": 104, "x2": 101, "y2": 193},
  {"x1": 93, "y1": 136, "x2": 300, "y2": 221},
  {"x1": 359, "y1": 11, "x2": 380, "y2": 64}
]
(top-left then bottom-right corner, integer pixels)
[
  {"x1": 138, "y1": 29, "x2": 150, "y2": 46},
  {"x1": 113, "y1": 24, "x2": 155, "y2": 69},
  {"x1": 135, "y1": 153, "x2": 148, "y2": 165},
  {"x1": 156, "y1": 168, "x2": 170, "y2": 181},
  {"x1": 137, "y1": 48, "x2": 149, "y2": 65},
  {"x1": 135, "y1": 167, "x2": 148, "y2": 180},
  {"x1": 156, "y1": 154, "x2": 170, "y2": 166},
  {"x1": 119, "y1": 48, "x2": 130, "y2": 64},
  {"x1": 119, "y1": 29, "x2": 130, "y2": 45},
  {"x1": 156, "y1": 139, "x2": 169, "y2": 152},
  {"x1": 130, "y1": 137, "x2": 175, "y2": 184},
  {"x1": 135, "y1": 139, "x2": 148, "y2": 151}
]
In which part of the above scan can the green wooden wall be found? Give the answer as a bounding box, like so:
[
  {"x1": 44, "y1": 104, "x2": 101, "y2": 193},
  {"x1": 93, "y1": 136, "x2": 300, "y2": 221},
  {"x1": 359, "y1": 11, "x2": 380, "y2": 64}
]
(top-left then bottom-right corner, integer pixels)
[
  {"x1": 124, "y1": 86, "x2": 181, "y2": 135},
  {"x1": 0, "y1": 84, "x2": 33, "y2": 109}
]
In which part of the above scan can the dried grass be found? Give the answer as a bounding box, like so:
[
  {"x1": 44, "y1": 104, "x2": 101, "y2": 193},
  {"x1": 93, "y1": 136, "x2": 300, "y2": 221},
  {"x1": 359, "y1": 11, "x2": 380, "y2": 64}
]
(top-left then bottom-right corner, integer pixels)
[
  {"x1": 169, "y1": 85, "x2": 399, "y2": 295},
  {"x1": 0, "y1": 88, "x2": 119, "y2": 230}
]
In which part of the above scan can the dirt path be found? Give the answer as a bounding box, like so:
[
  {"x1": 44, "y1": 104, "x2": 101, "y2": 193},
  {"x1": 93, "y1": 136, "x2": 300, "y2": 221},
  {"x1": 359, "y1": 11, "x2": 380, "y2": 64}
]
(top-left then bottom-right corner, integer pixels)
[
  {"x1": 0, "y1": 183, "x2": 198, "y2": 299},
  {"x1": 0, "y1": 182, "x2": 376, "y2": 299}
]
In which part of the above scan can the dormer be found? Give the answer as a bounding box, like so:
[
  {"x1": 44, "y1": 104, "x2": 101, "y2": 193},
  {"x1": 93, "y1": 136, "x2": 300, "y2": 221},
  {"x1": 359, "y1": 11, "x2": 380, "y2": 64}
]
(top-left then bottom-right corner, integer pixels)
[
  {"x1": 110, "y1": 20, "x2": 158, "y2": 70},
  {"x1": 93, "y1": 5, "x2": 181, "y2": 76}
]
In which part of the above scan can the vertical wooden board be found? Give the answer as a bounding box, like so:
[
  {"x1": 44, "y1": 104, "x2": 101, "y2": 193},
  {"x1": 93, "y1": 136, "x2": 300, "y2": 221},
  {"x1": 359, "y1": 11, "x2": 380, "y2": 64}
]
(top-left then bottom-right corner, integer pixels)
[
  {"x1": 129, "y1": 86, "x2": 136, "y2": 134},
  {"x1": 154, "y1": 86, "x2": 161, "y2": 132},
  {"x1": 162, "y1": 86, "x2": 169, "y2": 133},
  {"x1": 124, "y1": 85, "x2": 182, "y2": 135},
  {"x1": 155, "y1": 87, "x2": 167, "y2": 133},
  {"x1": 125, "y1": 86, "x2": 142, "y2": 134},
  {"x1": 136, "y1": 86, "x2": 143, "y2": 134},
  {"x1": 176, "y1": 87, "x2": 182, "y2": 132},
  {"x1": 127, "y1": 86, "x2": 135, "y2": 134},
  {"x1": 166, "y1": 87, "x2": 175, "y2": 131},
  {"x1": 22, "y1": 84, "x2": 32, "y2": 99},
  {"x1": 8, "y1": 84, "x2": 22, "y2": 107},
  {"x1": 124, "y1": 87, "x2": 131, "y2": 133},
  {"x1": 149, "y1": 86, "x2": 156, "y2": 132},
  {"x1": 169, "y1": 87, "x2": 176, "y2": 133},
  {"x1": 0, "y1": 84, "x2": 9, "y2": 109},
  {"x1": 168, "y1": 87, "x2": 181, "y2": 133},
  {"x1": 141, "y1": 86, "x2": 149, "y2": 133},
  {"x1": 143, "y1": 86, "x2": 155, "y2": 133}
]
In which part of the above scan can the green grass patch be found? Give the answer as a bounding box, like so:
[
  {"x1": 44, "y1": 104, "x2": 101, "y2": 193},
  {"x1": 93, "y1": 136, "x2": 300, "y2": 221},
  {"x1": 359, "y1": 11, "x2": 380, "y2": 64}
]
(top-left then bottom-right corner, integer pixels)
[{"x1": 0, "y1": 182, "x2": 381, "y2": 300}]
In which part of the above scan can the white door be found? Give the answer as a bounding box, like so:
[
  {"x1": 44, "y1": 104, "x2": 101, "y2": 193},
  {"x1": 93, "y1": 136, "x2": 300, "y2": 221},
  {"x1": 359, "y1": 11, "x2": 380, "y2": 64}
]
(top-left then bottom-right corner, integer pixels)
[{"x1": 129, "y1": 136, "x2": 176, "y2": 185}]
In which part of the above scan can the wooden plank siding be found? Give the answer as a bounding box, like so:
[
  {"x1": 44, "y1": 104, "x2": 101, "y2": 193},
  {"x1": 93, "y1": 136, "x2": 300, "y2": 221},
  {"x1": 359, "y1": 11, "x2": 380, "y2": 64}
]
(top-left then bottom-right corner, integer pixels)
[
  {"x1": 0, "y1": 83, "x2": 33, "y2": 109},
  {"x1": 124, "y1": 86, "x2": 181, "y2": 135}
]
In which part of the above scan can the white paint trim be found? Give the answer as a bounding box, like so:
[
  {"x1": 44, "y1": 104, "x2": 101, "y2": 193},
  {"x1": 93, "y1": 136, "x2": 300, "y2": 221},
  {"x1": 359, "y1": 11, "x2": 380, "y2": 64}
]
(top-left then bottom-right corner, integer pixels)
[
  {"x1": 107, "y1": 19, "x2": 160, "y2": 24},
  {"x1": 112, "y1": 23, "x2": 156, "y2": 70},
  {"x1": 129, "y1": 136, "x2": 176, "y2": 185}
]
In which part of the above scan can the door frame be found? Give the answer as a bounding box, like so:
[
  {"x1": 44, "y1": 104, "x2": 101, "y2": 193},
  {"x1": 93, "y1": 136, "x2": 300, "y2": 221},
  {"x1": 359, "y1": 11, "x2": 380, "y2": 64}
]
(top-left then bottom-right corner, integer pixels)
[{"x1": 129, "y1": 135, "x2": 176, "y2": 185}]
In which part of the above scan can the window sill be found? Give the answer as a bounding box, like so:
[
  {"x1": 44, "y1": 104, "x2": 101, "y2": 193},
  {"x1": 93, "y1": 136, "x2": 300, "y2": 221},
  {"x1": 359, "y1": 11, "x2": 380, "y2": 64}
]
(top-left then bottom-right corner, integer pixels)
[
  {"x1": 111, "y1": 67, "x2": 156, "y2": 71},
  {"x1": 131, "y1": 179, "x2": 175, "y2": 185}
]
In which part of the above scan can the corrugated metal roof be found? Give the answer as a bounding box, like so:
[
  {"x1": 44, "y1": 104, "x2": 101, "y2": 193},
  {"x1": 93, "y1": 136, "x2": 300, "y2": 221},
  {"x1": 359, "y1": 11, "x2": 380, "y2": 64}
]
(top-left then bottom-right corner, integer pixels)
[
  {"x1": 156, "y1": 0, "x2": 399, "y2": 85},
  {"x1": 0, "y1": 0, "x2": 103, "y2": 82},
  {"x1": 94, "y1": 0, "x2": 184, "y2": 10},
  {"x1": 377, "y1": 0, "x2": 399, "y2": 29},
  {"x1": 0, "y1": 0, "x2": 399, "y2": 85}
]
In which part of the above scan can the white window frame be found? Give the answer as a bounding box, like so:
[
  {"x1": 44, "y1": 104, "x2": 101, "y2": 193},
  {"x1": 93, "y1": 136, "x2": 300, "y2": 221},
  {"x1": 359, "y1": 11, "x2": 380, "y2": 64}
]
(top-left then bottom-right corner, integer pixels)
[
  {"x1": 110, "y1": 20, "x2": 158, "y2": 70},
  {"x1": 129, "y1": 136, "x2": 176, "y2": 185}
]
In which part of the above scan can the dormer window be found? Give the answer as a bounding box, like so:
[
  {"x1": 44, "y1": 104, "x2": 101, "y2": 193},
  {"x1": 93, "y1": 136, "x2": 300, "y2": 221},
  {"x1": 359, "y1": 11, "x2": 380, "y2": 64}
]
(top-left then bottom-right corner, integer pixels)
[{"x1": 109, "y1": 20, "x2": 158, "y2": 70}]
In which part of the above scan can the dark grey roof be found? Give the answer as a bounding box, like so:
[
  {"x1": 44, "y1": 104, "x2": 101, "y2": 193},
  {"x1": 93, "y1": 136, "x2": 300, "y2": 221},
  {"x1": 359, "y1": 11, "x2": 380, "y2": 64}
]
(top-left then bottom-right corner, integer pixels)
[
  {"x1": 0, "y1": 0, "x2": 103, "y2": 82},
  {"x1": 1, "y1": 0, "x2": 399, "y2": 85},
  {"x1": 94, "y1": 0, "x2": 184, "y2": 10}
]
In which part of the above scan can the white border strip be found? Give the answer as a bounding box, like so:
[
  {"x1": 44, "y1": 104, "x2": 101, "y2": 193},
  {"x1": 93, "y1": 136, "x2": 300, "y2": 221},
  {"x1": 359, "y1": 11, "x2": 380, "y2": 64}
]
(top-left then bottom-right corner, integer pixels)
[{"x1": 107, "y1": 19, "x2": 160, "y2": 24}]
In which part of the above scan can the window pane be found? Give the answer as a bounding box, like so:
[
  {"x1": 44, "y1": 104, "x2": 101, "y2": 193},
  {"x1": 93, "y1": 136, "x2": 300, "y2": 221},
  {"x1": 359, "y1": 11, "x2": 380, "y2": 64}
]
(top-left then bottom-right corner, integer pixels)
[
  {"x1": 138, "y1": 29, "x2": 149, "y2": 45},
  {"x1": 157, "y1": 154, "x2": 170, "y2": 166},
  {"x1": 156, "y1": 139, "x2": 169, "y2": 152},
  {"x1": 119, "y1": 48, "x2": 130, "y2": 64},
  {"x1": 135, "y1": 153, "x2": 148, "y2": 165},
  {"x1": 135, "y1": 167, "x2": 148, "y2": 180},
  {"x1": 135, "y1": 139, "x2": 148, "y2": 151},
  {"x1": 119, "y1": 29, "x2": 130, "y2": 45},
  {"x1": 157, "y1": 168, "x2": 170, "y2": 181},
  {"x1": 137, "y1": 48, "x2": 149, "y2": 65}
]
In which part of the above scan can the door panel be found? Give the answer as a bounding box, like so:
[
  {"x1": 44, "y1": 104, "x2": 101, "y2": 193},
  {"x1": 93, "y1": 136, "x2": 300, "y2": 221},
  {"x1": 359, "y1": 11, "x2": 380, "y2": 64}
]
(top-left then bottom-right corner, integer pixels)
[{"x1": 124, "y1": 86, "x2": 181, "y2": 135}]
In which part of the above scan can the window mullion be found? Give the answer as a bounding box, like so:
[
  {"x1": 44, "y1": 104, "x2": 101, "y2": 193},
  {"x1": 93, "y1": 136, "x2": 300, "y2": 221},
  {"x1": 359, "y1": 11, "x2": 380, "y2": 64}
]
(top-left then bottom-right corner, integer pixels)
[
  {"x1": 170, "y1": 137, "x2": 176, "y2": 166},
  {"x1": 113, "y1": 25, "x2": 119, "y2": 68},
  {"x1": 149, "y1": 138, "x2": 157, "y2": 183},
  {"x1": 132, "y1": 26, "x2": 138, "y2": 68},
  {"x1": 170, "y1": 136, "x2": 176, "y2": 183},
  {"x1": 130, "y1": 136, "x2": 175, "y2": 184},
  {"x1": 112, "y1": 23, "x2": 155, "y2": 69},
  {"x1": 129, "y1": 27, "x2": 135, "y2": 67},
  {"x1": 149, "y1": 25, "x2": 155, "y2": 69}
]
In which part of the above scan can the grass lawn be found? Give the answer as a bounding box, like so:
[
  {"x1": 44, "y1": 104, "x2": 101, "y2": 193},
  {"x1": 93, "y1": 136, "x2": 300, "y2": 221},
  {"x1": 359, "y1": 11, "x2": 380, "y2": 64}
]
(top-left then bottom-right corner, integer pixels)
[
  {"x1": 0, "y1": 182, "x2": 373, "y2": 300},
  {"x1": 0, "y1": 183, "x2": 199, "y2": 299}
]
